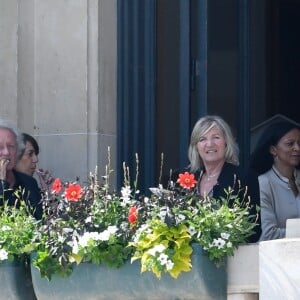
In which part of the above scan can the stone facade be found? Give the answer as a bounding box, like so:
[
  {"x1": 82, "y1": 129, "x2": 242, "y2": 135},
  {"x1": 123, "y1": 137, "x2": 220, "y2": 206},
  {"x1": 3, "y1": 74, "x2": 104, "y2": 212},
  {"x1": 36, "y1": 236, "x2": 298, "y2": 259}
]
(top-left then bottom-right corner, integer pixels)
[{"x1": 0, "y1": 0, "x2": 117, "y2": 183}]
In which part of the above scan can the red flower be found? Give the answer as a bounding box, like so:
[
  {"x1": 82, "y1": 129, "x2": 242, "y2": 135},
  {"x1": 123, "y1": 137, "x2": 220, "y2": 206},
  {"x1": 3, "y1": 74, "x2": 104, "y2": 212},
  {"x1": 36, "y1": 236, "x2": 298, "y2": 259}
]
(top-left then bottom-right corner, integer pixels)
[
  {"x1": 128, "y1": 206, "x2": 138, "y2": 223},
  {"x1": 64, "y1": 183, "x2": 83, "y2": 202},
  {"x1": 177, "y1": 172, "x2": 197, "y2": 189},
  {"x1": 52, "y1": 178, "x2": 62, "y2": 194}
]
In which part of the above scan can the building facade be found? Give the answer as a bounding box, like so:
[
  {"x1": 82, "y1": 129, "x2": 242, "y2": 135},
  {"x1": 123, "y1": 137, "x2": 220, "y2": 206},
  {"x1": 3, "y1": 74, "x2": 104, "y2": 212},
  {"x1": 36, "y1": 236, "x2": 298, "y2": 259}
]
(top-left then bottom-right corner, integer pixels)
[{"x1": 1, "y1": 0, "x2": 299, "y2": 190}]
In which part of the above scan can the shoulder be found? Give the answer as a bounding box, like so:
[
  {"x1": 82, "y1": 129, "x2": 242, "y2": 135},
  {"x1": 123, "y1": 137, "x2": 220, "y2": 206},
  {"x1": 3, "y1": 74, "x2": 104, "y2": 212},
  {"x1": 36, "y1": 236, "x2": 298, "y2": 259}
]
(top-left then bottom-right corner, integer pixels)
[
  {"x1": 222, "y1": 163, "x2": 242, "y2": 175},
  {"x1": 258, "y1": 170, "x2": 275, "y2": 195},
  {"x1": 258, "y1": 169, "x2": 273, "y2": 184},
  {"x1": 14, "y1": 170, "x2": 39, "y2": 190},
  {"x1": 219, "y1": 163, "x2": 244, "y2": 183}
]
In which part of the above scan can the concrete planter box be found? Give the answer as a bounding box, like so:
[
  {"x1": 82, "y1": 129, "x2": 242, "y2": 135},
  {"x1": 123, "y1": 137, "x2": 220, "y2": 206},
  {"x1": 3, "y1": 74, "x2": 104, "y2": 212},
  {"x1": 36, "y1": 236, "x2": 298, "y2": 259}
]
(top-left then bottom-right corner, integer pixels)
[
  {"x1": 0, "y1": 259, "x2": 36, "y2": 300},
  {"x1": 30, "y1": 244, "x2": 226, "y2": 300}
]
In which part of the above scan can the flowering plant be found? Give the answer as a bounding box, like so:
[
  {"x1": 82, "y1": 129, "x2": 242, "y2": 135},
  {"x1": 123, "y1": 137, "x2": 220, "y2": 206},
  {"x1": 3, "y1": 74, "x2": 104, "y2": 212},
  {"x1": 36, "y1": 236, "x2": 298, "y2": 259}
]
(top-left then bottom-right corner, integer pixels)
[
  {"x1": 0, "y1": 188, "x2": 40, "y2": 263},
  {"x1": 128, "y1": 172, "x2": 258, "y2": 279},
  {"x1": 32, "y1": 157, "x2": 136, "y2": 280},
  {"x1": 32, "y1": 153, "x2": 258, "y2": 281}
]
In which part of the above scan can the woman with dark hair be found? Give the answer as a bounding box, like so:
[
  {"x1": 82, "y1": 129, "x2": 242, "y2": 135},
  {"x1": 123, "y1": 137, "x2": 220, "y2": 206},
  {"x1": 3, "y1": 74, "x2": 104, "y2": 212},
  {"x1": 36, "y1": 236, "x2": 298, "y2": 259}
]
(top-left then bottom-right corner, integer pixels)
[
  {"x1": 15, "y1": 133, "x2": 39, "y2": 176},
  {"x1": 251, "y1": 120, "x2": 300, "y2": 240},
  {"x1": 187, "y1": 115, "x2": 261, "y2": 242}
]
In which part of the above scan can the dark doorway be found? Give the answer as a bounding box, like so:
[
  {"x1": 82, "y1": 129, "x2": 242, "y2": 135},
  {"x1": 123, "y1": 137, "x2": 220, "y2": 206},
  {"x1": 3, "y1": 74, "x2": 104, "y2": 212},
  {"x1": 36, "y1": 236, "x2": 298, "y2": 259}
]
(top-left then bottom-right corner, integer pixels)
[
  {"x1": 155, "y1": 0, "x2": 300, "y2": 177},
  {"x1": 117, "y1": 0, "x2": 300, "y2": 189},
  {"x1": 264, "y1": 0, "x2": 300, "y2": 124}
]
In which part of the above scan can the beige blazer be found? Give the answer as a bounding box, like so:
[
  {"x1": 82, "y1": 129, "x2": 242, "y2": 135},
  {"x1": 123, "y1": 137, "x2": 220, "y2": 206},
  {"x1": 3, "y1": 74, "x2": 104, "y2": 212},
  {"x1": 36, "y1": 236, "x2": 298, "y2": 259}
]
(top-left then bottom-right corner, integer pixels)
[{"x1": 259, "y1": 166, "x2": 300, "y2": 241}]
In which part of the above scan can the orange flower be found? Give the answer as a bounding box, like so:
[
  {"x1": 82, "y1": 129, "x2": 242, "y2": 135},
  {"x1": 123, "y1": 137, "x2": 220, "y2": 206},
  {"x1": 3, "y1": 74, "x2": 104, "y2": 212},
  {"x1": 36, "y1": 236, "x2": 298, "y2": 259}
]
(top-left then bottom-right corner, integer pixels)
[
  {"x1": 177, "y1": 172, "x2": 197, "y2": 189},
  {"x1": 128, "y1": 206, "x2": 138, "y2": 223},
  {"x1": 52, "y1": 178, "x2": 62, "y2": 194},
  {"x1": 64, "y1": 183, "x2": 83, "y2": 202}
]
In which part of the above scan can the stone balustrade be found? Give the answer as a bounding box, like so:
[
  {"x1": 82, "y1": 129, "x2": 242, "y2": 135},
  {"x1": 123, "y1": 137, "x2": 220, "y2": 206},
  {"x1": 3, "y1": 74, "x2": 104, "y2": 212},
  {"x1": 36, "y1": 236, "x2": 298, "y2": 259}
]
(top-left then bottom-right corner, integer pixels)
[{"x1": 229, "y1": 219, "x2": 300, "y2": 300}]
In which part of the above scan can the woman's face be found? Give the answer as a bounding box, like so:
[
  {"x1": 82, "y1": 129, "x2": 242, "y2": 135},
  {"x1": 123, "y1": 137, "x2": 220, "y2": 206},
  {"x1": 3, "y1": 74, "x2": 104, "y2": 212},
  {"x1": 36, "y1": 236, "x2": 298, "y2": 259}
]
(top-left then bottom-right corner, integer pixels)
[
  {"x1": 0, "y1": 128, "x2": 18, "y2": 171},
  {"x1": 271, "y1": 128, "x2": 300, "y2": 169},
  {"x1": 15, "y1": 141, "x2": 38, "y2": 176},
  {"x1": 197, "y1": 125, "x2": 226, "y2": 165}
]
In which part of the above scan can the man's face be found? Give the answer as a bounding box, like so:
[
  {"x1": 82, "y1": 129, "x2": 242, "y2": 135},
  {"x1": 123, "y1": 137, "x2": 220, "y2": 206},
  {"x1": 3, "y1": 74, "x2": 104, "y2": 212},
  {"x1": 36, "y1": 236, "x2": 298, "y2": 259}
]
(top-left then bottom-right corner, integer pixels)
[{"x1": 0, "y1": 128, "x2": 18, "y2": 171}]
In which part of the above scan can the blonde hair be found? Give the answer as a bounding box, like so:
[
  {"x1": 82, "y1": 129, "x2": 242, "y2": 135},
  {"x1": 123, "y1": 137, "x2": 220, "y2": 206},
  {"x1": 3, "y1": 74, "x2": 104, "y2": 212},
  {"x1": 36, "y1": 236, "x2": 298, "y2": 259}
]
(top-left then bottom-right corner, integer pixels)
[{"x1": 188, "y1": 115, "x2": 239, "y2": 172}]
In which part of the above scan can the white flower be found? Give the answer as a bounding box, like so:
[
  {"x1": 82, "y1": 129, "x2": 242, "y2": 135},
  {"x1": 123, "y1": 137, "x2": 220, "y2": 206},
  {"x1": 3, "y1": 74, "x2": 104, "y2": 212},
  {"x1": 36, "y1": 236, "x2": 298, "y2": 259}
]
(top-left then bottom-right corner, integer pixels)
[
  {"x1": 157, "y1": 253, "x2": 169, "y2": 265},
  {"x1": 106, "y1": 194, "x2": 112, "y2": 200},
  {"x1": 147, "y1": 244, "x2": 166, "y2": 256},
  {"x1": 72, "y1": 240, "x2": 79, "y2": 254},
  {"x1": 227, "y1": 242, "x2": 232, "y2": 248},
  {"x1": 85, "y1": 216, "x2": 92, "y2": 223},
  {"x1": 0, "y1": 249, "x2": 8, "y2": 260},
  {"x1": 212, "y1": 238, "x2": 225, "y2": 249},
  {"x1": 98, "y1": 230, "x2": 111, "y2": 241},
  {"x1": 107, "y1": 225, "x2": 118, "y2": 235},
  {"x1": 188, "y1": 226, "x2": 196, "y2": 236},
  {"x1": 1, "y1": 225, "x2": 11, "y2": 231},
  {"x1": 166, "y1": 260, "x2": 174, "y2": 270},
  {"x1": 67, "y1": 240, "x2": 74, "y2": 247},
  {"x1": 77, "y1": 233, "x2": 91, "y2": 248},
  {"x1": 121, "y1": 186, "x2": 132, "y2": 203},
  {"x1": 175, "y1": 214, "x2": 186, "y2": 223},
  {"x1": 221, "y1": 232, "x2": 230, "y2": 240},
  {"x1": 77, "y1": 232, "x2": 101, "y2": 248}
]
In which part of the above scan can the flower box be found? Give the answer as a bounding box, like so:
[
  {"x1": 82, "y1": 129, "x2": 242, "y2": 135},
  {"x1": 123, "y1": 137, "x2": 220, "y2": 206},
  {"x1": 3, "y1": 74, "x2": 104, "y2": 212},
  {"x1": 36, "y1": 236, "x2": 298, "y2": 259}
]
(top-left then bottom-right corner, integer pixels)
[
  {"x1": 30, "y1": 244, "x2": 226, "y2": 300},
  {"x1": 0, "y1": 259, "x2": 36, "y2": 300}
]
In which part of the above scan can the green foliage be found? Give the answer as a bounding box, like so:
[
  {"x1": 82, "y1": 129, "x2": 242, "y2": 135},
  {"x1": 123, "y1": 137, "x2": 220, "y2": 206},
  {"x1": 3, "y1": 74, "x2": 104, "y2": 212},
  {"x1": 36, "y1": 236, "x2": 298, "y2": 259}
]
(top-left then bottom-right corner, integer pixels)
[
  {"x1": 130, "y1": 220, "x2": 192, "y2": 279},
  {"x1": 32, "y1": 159, "x2": 137, "y2": 280},
  {"x1": 0, "y1": 190, "x2": 40, "y2": 263},
  {"x1": 31, "y1": 152, "x2": 259, "y2": 281},
  {"x1": 128, "y1": 176, "x2": 259, "y2": 278},
  {"x1": 186, "y1": 192, "x2": 257, "y2": 263}
]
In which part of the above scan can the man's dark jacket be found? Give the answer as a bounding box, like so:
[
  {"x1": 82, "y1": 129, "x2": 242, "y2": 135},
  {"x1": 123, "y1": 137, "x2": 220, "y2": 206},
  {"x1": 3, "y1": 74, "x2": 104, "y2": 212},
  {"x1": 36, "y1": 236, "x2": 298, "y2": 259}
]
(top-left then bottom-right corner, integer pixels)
[{"x1": 0, "y1": 170, "x2": 43, "y2": 220}]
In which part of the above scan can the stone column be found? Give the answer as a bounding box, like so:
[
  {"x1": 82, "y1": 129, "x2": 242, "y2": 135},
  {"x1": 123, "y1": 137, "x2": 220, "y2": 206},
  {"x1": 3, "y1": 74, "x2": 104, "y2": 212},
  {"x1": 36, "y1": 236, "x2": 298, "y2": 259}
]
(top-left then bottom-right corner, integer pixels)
[
  {"x1": 0, "y1": 0, "x2": 18, "y2": 119},
  {"x1": 0, "y1": 0, "x2": 117, "y2": 184}
]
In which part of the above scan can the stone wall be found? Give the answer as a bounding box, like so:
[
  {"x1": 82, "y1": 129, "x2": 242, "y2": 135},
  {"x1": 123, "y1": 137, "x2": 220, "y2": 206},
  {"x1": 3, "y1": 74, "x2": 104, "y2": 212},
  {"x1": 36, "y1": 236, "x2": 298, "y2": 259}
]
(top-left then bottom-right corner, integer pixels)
[{"x1": 0, "y1": 0, "x2": 117, "y2": 183}]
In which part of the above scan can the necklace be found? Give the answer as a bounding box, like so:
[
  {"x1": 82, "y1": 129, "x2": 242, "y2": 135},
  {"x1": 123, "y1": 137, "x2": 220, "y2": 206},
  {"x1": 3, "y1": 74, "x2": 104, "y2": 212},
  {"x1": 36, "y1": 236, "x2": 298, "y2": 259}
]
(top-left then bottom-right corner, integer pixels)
[{"x1": 205, "y1": 172, "x2": 219, "y2": 182}]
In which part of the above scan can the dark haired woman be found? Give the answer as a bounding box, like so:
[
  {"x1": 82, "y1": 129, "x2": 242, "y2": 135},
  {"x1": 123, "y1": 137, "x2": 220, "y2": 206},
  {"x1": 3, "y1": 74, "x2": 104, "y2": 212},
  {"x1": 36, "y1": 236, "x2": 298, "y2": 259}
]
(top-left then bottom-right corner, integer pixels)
[
  {"x1": 15, "y1": 133, "x2": 39, "y2": 177},
  {"x1": 251, "y1": 121, "x2": 300, "y2": 241}
]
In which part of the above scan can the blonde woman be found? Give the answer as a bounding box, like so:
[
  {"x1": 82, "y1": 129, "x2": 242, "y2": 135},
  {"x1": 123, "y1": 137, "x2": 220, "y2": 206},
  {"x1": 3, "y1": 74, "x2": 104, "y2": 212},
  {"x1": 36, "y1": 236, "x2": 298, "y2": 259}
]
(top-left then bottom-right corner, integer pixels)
[{"x1": 188, "y1": 115, "x2": 261, "y2": 242}]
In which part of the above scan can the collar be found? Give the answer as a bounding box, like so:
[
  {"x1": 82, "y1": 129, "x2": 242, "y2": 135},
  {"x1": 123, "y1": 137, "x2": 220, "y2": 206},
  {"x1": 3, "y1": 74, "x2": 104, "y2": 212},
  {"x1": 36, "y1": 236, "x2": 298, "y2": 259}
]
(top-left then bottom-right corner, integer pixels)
[{"x1": 272, "y1": 165, "x2": 290, "y2": 183}]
